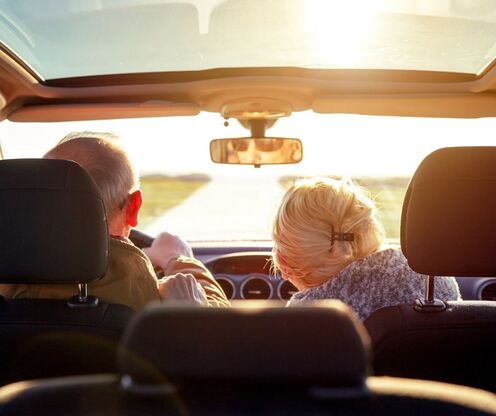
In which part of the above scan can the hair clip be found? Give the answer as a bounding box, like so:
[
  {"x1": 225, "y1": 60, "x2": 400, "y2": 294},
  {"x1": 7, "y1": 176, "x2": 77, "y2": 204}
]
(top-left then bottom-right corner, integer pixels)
[{"x1": 330, "y1": 226, "x2": 354, "y2": 246}]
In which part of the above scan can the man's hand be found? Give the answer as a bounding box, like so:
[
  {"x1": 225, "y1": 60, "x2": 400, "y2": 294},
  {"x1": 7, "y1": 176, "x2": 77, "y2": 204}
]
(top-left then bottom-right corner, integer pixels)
[
  {"x1": 159, "y1": 273, "x2": 208, "y2": 306},
  {"x1": 143, "y1": 231, "x2": 193, "y2": 270}
]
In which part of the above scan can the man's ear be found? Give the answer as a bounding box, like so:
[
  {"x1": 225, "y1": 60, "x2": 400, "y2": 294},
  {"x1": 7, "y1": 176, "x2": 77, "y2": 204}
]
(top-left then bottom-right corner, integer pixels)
[{"x1": 125, "y1": 190, "x2": 142, "y2": 227}]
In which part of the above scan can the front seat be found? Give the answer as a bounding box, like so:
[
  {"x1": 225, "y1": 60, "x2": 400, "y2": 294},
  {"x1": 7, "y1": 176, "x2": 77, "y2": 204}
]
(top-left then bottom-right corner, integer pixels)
[
  {"x1": 0, "y1": 158, "x2": 134, "y2": 385},
  {"x1": 365, "y1": 146, "x2": 496, "y2": 392},
  {"x1": 0, "y1": 301, "x2": 495, "y2": 415}
]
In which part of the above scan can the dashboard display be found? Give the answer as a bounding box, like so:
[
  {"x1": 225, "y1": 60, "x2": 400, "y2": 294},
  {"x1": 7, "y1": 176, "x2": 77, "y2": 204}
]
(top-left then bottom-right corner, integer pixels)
[{"x1": 210, "y1": 254, "x2": 276, "y2": 276}]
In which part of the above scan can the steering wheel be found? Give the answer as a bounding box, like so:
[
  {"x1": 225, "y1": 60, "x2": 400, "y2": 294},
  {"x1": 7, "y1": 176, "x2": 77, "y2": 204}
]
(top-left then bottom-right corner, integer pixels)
[
  {"x1": 129, "y1": 229, "x2": 168, "y2": 277},
  {"x1": 129, "y1": 229, "x2": 154, "y2": 249}
]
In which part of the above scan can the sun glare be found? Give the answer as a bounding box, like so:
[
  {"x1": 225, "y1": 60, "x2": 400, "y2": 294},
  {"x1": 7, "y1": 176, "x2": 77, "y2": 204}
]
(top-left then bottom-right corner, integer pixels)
[{"x1": 305, "y1": 0, "x2": 376, "y2": 67}]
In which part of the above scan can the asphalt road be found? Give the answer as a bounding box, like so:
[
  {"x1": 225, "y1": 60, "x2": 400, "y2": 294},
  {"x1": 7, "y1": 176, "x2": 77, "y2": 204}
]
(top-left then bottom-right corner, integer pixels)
[{"x1": 144, "y1": 175, "x2": 286, "y2": 241}]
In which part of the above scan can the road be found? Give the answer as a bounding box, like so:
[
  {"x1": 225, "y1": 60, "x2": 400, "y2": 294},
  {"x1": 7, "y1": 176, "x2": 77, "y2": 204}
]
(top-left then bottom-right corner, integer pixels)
[{"x1": 144, "y1": 175, "x2": 286, "y2": 241}]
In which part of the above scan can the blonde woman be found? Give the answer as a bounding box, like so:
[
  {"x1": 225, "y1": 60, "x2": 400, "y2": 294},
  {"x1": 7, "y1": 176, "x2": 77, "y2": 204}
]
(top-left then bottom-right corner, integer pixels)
[{"x1": 272, "y1": 177, "x2": 460, "y2": 320}]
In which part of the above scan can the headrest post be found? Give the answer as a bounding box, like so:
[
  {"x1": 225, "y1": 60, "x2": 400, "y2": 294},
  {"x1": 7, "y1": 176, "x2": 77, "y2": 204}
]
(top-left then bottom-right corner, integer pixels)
[
  {"x1": 78, "y1": 283, "x2": 88, "y2": 302},
  {"x1": 67, "y1": 283, "x2": 99, "y2": 309},
  {"x1": 425, "y1": 275, "x2": 435, "y2": 303},
  {"x1": 414, "y1": 275, "x2": 446, "y2": 313}
]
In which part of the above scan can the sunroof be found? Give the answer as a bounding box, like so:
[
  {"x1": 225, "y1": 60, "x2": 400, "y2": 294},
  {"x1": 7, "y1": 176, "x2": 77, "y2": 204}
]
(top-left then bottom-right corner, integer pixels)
[{"x1": 0, "y1": 0, "x2": 495, "y2": 81}]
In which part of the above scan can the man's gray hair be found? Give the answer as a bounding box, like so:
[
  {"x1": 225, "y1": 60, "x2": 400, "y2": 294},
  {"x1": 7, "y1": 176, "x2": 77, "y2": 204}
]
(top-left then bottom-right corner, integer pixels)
[{"x1": 44, "y1": 132, "x2": 140, "y2": 219}]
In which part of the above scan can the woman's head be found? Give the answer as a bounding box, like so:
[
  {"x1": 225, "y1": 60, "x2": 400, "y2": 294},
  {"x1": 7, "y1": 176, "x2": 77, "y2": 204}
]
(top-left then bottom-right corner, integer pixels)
[{"x1": 272, "y1": 177, "x2": 385, "y2": 290}]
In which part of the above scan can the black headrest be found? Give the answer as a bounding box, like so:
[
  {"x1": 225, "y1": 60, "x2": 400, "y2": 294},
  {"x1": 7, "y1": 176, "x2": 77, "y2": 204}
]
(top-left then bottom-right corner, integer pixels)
[
  {"x1": 118, "y1": 301, "x2": 370, "y2": 388},
  {"x1": 0, "y1": 159, "x2": 108, "y2": 284},
  {"x1": 401, "y1": 147, "x2": 496, "y2": 277}
]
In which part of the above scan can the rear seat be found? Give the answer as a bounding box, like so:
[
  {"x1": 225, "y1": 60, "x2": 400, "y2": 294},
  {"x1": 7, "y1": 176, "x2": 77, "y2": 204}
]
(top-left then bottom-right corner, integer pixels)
[{"x1": 0, "y1": 301, "x2": 494, "y2": 415}]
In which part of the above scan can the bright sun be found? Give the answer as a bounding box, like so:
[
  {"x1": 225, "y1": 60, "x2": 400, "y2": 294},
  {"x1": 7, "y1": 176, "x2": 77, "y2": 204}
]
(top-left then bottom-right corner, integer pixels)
[{"x1": 305, "y1": 0, "x2": 376, "y2": 67}]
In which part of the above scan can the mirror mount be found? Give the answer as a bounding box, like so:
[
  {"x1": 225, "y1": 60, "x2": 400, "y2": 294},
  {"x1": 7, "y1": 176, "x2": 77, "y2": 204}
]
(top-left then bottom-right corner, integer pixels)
[
  {"x1": 237, "y1": 118, "x2": 277, "y2": 135},
  {"x1": 249, "y1": 119, "x2": 267, "y2": 138}
]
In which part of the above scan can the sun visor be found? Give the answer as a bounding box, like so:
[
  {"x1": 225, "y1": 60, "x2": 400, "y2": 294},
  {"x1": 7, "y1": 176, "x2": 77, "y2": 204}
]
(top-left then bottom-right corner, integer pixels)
[
  {"x1": 8, "y1": 101, "x2": 200, "y2": 122},
  {"x1": 313, "y1": 93, "x2": 496, "y2": 118}
]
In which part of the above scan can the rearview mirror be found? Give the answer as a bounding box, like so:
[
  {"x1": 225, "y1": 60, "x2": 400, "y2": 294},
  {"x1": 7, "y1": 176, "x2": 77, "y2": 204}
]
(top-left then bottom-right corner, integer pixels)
[{"x1": 210, "y1": 138, "x2": 302, "y2": 166}]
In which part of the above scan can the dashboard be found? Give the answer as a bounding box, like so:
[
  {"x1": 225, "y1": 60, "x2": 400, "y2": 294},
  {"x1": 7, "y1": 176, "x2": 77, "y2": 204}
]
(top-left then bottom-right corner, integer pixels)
[
  {"x1": 130, "y1": 232, "x2": 496, "y2": 302},
  {"x1": 194, "y1": 246, "x2": 297, "y2": 301},
  {"x1": 203, "y1": 252, "x2": 297, "y2": 301}
]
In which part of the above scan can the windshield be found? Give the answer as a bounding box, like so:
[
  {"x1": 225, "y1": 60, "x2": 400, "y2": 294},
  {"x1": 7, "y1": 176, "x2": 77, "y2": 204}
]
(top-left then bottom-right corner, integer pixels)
[
  {"x1": 1, "y1": 0, "x2": 495, "y2": 79},
  {"x1": 1, "y1": 112, "x2": 495, "y2": 243}
]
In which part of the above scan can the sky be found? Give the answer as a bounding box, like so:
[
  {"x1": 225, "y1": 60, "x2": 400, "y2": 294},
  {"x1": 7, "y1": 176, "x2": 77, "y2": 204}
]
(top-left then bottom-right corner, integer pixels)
[
  {"x1": 1, "y1": 111, "x2": 496, "y2": 179},
  {"x1": 3, "y1": 0, "x2": 495, "y2": 79}
]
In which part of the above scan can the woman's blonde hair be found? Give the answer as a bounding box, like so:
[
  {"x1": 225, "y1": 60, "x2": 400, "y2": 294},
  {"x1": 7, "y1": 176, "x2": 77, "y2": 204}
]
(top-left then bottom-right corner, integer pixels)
[{"x1": 272, "y1": 177, "x2": 385, "y2": 289}]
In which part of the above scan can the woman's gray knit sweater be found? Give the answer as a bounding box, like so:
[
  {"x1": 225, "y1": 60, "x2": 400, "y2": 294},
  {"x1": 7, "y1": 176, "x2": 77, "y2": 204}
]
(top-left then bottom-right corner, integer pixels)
[{"x1": 288, "y1": 248, "x2": 461, "y2": 321}]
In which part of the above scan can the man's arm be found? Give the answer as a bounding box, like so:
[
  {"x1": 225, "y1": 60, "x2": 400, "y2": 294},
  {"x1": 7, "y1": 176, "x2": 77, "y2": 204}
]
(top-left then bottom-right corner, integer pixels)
[
  {"x1": 159, "y1": 273, "x2": 208, "y2": 306},
  {"x1": 143, "y1": 231, "x2": 230, "y2": 307}
]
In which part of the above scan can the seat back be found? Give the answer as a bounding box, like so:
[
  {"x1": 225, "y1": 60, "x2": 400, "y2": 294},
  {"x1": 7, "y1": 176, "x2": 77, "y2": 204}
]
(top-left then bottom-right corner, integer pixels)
[
  {"x1": 365, "y1": 147, "x2": 496, "y2": 391},
  {"x1": 1, "y1": 302, "x2": 495, "y2": 415},
  {"x1": 0, "y1": 299, "x2": 133, "y2": 385},
  {"x1": 0, "y1": 159, "x2": 134, "y2": 384},
  {"x1": 118, "y1": 301, "x2": 370, "y2": 389},
  {"x1": 365, "y1": 301, "x2": 496, "y2": 391}
]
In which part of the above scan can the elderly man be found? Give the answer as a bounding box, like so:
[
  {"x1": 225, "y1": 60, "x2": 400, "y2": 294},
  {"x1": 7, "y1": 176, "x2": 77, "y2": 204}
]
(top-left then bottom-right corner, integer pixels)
[{"x1": 1, "y1": 133, "x2": 229, "y2": 309}]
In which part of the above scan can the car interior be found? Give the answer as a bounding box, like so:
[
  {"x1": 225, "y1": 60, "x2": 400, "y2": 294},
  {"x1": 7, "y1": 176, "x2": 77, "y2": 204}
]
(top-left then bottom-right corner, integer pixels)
[{"x1": 0, "y1": 1, "x2": 496, "y2": 414}]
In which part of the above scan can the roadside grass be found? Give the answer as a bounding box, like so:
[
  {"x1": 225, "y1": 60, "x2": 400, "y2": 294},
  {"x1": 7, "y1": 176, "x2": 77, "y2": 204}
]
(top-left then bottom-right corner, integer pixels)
[
  {"x1": 139, "y1": 175, "x2": 209, "y2": 229},
  {"x1": 279, "y1": 176, "x2": 409, "y2": 240},
  {"x1": 362, "y1": 180, "x2": 408, "y2": 241}
]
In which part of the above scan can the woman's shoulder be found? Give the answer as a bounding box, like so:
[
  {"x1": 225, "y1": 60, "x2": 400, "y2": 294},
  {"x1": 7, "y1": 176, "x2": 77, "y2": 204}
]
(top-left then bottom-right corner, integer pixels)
[
  {"x1": 288, "y1": 247, "x2": 460, "y2": 318},
  {"x1": 345, "y1": 247, "x2": 405, "y2": 274},
  {"x1": 289, "y1": 248, "x2": 410, "y2": 305},
  {"x1": 345, "y1": 247, "x2": 460, "y2": 301}
]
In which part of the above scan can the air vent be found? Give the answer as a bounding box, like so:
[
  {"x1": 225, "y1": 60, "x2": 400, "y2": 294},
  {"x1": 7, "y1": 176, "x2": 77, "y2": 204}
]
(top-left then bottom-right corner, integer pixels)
[
  {"x1": 278, "y1": 280, "x2": 298, "y2": 300},
  {"x1": 216, "y1": 277, "x2": 235, "y2": 300},
  {"x1": 241, "y1": 277, "x2": 272, "y2": 299},
  {"x1": 481, "y1": 282, "x2": 496, "y2": 300}
]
